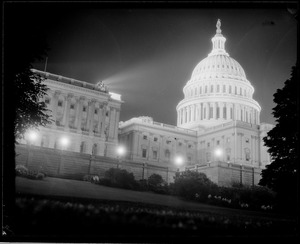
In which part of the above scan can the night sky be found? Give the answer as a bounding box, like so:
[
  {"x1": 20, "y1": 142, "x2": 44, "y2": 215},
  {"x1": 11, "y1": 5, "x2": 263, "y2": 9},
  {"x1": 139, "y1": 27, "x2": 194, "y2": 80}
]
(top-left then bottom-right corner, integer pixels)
[{"x1": 13, "y1": 3, "x2": 297, "y2": 126}]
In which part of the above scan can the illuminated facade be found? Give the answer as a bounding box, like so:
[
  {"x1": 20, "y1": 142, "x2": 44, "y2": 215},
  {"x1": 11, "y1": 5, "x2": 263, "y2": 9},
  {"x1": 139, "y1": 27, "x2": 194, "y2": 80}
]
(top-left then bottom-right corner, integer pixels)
[
  {"x1": 18, "y1": 70, "x2": 123, "y2": 158},
  {"x1": 119, "y1": 20, "x2": 273, "y2": 185}
]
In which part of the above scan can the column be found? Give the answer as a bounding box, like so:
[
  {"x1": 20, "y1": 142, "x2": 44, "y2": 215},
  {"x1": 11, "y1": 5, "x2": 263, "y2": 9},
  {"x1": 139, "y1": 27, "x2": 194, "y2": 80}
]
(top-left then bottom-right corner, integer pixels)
[
  {"x1": 191, "y1": 105, "x2": 195, "y2": 122},
  {"x1": 75, "y1": 96, "x2": 84, "y2": 131},
  {"x1": 114, "y1": 108, "x2": 120, "y2": 139},
  {"x1": 200, "y1": 103, "x2": 203, "y2": 120},
  {"x1": 51, "y1": 91, "x2": 60, "y2": 126},
  {"x1": 108, "y1": 107, "x2": 116, "y2": 139},
  {"x1": 63, "y1": 94, "x2": 73, "y2": 129},
  {"x1": 100, "y1": 102, "x2": 108, "y2": 137},
  {"x1": 88, "y1": 100, "x2": 96, "y2": 134},
  {"x1": 220, "y1": 102, "x2": 223, "y2": 119}
]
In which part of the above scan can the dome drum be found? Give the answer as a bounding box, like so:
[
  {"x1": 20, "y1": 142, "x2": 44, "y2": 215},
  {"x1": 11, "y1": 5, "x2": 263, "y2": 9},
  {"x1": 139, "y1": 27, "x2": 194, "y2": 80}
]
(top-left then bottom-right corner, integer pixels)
[{"x1": 176, "y1": 20, "x2": 261, "y2": 130}]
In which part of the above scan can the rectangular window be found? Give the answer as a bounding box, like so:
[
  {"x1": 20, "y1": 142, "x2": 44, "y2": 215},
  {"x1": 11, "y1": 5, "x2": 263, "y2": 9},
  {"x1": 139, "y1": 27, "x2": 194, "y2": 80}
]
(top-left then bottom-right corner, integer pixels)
[
  {"x1": 143, "y1": 135, "x2": 147, "y2": 140},
  {"x1": 45, "y1": 98, "x2": 50, "y2": 104},
  {"x1": 217, "y1": 140, "x2": 220, "y2": 145},
  {"x1": 58, "y1": 101, "x2": 62, "y2": 107},
  {"x1": 154, "y1": 137, "x2": 158, "y2": 142},
  {"x1": 153, "y1": 150, "x2": 157, "y2": 159},
  {"x1": 166, "y1": 140, "x2": 171, "y2": 144},
  {"x1": 142, "y1": 149, "x2": 147, "y2": 158},
  {"x1": 188, "y1": 156, "x2": 192, "y2": 163},
  {"x1": 207, "y1": 142, "x2": 210, "y2": 147},
  {"x1": 83, "y1": 107, "x2": 86, "y2": 112},
  {"x1": 70, "y1": 104, "x2": 75, "y2": 109},
  {"x1": 94, "y1": 109, "x2": 98, "y2": 114}
]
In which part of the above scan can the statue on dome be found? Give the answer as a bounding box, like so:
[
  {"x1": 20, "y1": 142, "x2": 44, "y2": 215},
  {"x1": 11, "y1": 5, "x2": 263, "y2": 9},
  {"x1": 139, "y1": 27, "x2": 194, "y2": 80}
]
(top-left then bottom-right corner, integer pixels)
[
  {"x1": 216, "y1": 19, "x2": 221, "y2": 34},
  {"x1": 96, "y1": 81, "x2": 109, "y2": 93}
]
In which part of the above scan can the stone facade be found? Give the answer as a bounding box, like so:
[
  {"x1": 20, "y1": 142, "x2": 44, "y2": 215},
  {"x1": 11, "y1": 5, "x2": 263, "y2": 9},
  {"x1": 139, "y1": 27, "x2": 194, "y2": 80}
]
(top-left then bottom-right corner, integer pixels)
[{"x1": 18, "y1": 69, "x2": 123, "y2": 158}]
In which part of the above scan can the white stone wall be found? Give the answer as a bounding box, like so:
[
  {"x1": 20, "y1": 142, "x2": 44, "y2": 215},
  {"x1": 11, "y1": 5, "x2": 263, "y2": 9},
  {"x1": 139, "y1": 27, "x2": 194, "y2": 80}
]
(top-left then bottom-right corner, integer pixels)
[{"x1": 19, "y1": 70, "x2": 122, "y2": 158}]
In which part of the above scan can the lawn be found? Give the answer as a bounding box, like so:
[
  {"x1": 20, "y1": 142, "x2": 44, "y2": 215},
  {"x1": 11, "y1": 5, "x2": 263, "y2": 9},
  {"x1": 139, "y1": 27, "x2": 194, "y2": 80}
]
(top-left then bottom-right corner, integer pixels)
[{"x1": 10, "y1": 176, "x2": 298, "y2": 241}]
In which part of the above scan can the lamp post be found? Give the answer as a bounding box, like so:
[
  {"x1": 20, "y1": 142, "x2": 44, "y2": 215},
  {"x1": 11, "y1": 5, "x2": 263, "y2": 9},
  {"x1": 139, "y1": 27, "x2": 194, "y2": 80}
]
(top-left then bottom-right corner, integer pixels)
[
  {"x1": 57, "y1": 136, "x2": 69, "y2": 175},
  {"x1": 116, "y1": 145, "x2": 126, "y2": 168},
  {"x1": 174, "y1": 155, "x2": 184, "y2": 173},
  {"x1": 25, "y1": 130, "x2": 39, "y2": 167},
  {"x1": 214, "y1": 147, "x2": 223, "y2": 162}
]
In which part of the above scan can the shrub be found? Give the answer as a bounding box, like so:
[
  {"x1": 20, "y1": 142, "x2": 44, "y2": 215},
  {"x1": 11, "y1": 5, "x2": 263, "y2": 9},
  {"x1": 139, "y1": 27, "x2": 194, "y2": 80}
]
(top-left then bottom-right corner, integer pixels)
[
  {"x1": 15, "y1": 164, "x2": 46, "y2": 180},
  {"x1": 104, "y1": 168, "x2": 138, "y2": 190},
  {"x1": 173, "y1": 170, "x2": 218, "y2": 201},
  {"x1": 15, "y1": 164, "x2": 29, "y2": 176},
  {"x1": 83, "y1": 175, "x2": 100, "y2": 183}
]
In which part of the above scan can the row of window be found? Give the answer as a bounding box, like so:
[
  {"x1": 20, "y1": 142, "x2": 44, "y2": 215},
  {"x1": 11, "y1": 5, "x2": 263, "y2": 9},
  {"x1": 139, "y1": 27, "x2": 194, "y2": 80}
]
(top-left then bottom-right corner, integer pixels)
[
  {"x1": 142, "y1": 135, "x2": 194, "y2": 148},
  {"x1": 204, "y1": 148, "x2": 251, "y2": 162},
  {"x1": 141, "y1": 148, "x2": 192, "y2": 162},
  {"x1": 179, "y1": 104, "x2": 258, "y2": 124},
  {"x1": 185, "y1": 84, "x2": 250, "y2": 98},
  {"x1": 46, "y1": 98, "x2": 110, "y2": 117}
]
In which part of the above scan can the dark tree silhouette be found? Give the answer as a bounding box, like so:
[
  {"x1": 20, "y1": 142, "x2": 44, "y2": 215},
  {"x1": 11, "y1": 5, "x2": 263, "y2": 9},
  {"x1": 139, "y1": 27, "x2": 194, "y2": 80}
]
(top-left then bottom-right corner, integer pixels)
[
  {"x1": 259, "y1": 65, "x2": 299, "y2": 212},
  {"x1": 3, "y1": 3, "x2": 51, "y2": 237}
]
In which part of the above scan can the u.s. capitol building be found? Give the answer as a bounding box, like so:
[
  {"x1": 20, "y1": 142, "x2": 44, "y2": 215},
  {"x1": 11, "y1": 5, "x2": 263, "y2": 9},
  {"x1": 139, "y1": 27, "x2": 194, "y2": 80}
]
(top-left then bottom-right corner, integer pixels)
[{"x1": 18, "y1": 20, "x2": 273, "y2": 186}]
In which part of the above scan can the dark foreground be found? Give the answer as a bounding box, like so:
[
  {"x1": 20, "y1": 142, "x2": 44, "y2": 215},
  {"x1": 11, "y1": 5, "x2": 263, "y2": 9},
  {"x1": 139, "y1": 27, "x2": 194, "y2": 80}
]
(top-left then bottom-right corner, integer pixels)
[{"x1": 5, "y1": 177, "x2": 298, "y2": 242}]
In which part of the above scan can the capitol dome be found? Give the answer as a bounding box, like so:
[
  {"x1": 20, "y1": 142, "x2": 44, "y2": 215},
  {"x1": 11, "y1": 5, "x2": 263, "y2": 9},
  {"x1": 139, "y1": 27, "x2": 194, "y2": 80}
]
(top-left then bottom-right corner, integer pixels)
[{"x1": 176, "y1": 19, "x2": 261, "y2": 130}]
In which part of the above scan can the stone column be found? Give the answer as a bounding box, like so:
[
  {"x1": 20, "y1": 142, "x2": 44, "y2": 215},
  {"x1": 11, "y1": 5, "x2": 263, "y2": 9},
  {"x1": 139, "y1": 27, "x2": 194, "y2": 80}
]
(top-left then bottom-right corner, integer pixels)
[
  {"x1": 100, "y1": 103, "x2": 108, "y2": 137},
  {"x1": 51, "y1": 91, "x2": 60, "y2": 127},
  {"x1": 88, "y1": 99, "x2": 96, "y2": 135},
  {"x1": 191, "y1": 105, "x2": 194, "y2": 122},
  {"x1": 63, "y1": 93, "x2": 73, "y2": 129},
  {"x1": 220, "y1": 102, "x2": 223, "y2": 119},
  {"x1": 76, "y1": 96, "x2": 85, "y2": 132},
  {"x1": 108, "y1": 107, "x2": 116, "y2": 139},
  {"x1": 114, "y1": 108, "x2": 120, "y2": 139}
]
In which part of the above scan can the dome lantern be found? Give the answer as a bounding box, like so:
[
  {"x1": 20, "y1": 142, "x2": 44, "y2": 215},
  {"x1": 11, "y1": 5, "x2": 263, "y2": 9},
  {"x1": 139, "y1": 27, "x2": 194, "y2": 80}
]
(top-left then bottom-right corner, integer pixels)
[{"x1": 209, "y1": 19, "x2": 229, "y2": 57}]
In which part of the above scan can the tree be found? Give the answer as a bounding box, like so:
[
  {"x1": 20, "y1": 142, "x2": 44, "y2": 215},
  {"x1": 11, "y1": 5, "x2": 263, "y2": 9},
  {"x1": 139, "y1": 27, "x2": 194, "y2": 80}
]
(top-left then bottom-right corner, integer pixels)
[
  {"x1": 5, "y1": 6, "x2": 52, "y2": 140},
  {"x1": 259, "y1": 65, "x2": 299, "y2": 212},
  {"x1": 173, "y1": 170, "x2": 218, "y2": 200}
]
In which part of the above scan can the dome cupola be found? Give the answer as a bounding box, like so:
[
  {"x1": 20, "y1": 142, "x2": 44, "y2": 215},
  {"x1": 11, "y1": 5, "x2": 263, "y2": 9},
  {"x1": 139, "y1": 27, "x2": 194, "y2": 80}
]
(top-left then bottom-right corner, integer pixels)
[{"x1": 176, "y1": 20, "x2": 261, "y2": 130}]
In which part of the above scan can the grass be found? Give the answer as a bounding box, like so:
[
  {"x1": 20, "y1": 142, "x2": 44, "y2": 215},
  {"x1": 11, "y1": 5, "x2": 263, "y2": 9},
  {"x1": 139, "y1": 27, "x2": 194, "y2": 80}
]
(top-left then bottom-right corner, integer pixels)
[{"x1": 10, "y1": 176, "x2": 298, "y2": 241}]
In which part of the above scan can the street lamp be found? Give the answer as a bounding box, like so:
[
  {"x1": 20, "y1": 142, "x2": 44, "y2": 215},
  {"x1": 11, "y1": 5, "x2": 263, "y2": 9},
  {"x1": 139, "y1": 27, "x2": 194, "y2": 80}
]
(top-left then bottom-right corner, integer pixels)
[
  {"x1": 214, "y1": 148, "x2": 223, "y2": 161},
  {"x1": 25, "y1": 130, "x2": 39, "y2": 167},
  {"x1": 174, "y1": 155, "x2": 184, "y2": 172},
  {"x1": 57, "y1": 136, "x2": 69, "y2": 175},
  {"x1": 116, "y1": 145, "x2": 126, "y2": 168}
]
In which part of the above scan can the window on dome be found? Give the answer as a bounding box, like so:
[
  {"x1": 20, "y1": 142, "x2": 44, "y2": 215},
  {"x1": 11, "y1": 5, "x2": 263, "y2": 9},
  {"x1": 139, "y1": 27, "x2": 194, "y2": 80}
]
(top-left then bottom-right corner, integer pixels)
[
  {"x1": 209, "y1": 107, "x2": 213, "y2": 119},
  {"x1": 230, "y1": 108, "x2": 233, "y2": 119},
  {"x1": 203, "y1": 108, "x2": 206, "y2": 119},
  {"x1": 200, "y1": 87, "x2": 202, "y2": 94},
  {"x1": 210, "y1": 85, "x2": 213, "y2": 93},
  {"x1": 235, "y1": 87, "x2": 237, "y2": 95},
  {"x1": 216, "y1": 107, "x2": 220, "y2": 119},
  {"x1": 241, "y1": 109, "x2": 243, "y2": 121},
  {"x1": 205, "y1": 86, "x2": 207, "y2": 93},
  {"x1": 223, "y1": 106, "x2": 227, "y2": 119},
  {"x1": 229, "y1": 86, "x2": 232, "y2": 94},
  {"x1": 240, "y1": 88, "x2": 242, "y2": 95},
  {"x1": 223, "y1": 85, "x2": 226, "y2": 93},
  {"x1": 217, "y1": 85, "x2": 220, "y2": 92}
]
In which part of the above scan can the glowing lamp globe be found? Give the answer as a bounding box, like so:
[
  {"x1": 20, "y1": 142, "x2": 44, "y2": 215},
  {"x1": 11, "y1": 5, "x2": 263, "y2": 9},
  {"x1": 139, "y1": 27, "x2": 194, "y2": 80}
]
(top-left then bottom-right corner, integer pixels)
[
  {"x1": 117, "y1": 145, "x2": 126, "y2": 156},
  {"x1": 175, "y1": 156, "x2": 184, "y2": 166},
  {"x1": 60, "y1": 137, "x2": 69, "y2": 147},
  {"x1": 27, "y1": 130, "x2": 38, "y2": 142},
  {"x1": 214, "y1": 148, "x2": 223, "y2": 157}
]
